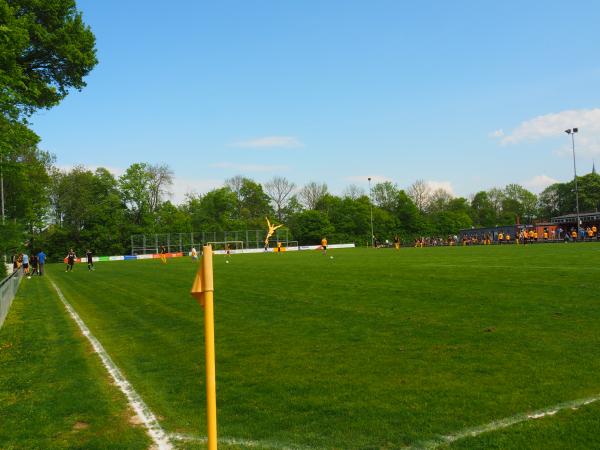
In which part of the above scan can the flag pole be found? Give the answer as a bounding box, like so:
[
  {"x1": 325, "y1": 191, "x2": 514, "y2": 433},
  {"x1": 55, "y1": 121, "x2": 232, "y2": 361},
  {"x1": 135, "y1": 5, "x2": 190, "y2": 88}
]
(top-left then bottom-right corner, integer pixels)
[{"x1": 191, "y1": 245, "x2": 217, "y2": 450}]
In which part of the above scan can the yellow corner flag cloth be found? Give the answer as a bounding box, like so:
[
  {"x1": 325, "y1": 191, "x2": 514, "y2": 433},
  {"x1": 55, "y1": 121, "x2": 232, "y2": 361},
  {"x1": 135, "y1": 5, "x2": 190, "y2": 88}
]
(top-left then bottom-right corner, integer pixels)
[{"x1": 191, "y1": 245, "x2": 214, "y2": 307}]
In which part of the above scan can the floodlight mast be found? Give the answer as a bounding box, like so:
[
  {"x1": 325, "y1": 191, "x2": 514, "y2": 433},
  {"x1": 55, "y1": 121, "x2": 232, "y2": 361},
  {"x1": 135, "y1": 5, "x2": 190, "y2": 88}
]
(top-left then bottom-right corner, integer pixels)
[
  {"x1": 565, "y1": 128, "x2": 581, "y2": 238},
  {"x1": 368, "y1": 177, "x2": 374, "y2": 248}
]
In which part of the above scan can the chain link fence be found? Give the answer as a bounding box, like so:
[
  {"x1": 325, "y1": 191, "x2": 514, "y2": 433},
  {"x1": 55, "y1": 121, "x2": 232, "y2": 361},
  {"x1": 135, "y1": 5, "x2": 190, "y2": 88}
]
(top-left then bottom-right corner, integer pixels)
[
  {"x1": 130, "y1": 229, "x2": 291, "y2": 255},
  {"x1": 0, "y1": 268, "x2": 23, "y2": 329}
]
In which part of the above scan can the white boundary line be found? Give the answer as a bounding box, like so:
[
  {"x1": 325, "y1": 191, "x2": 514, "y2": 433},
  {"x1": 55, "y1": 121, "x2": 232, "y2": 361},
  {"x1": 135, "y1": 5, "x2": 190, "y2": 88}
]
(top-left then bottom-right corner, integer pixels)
[
  {"x1": 169, "y1": 432, "x2": 316, "y2": 450},
  {"x1": 49, "y1": 279, "x2": 172, "y2": 450},
  {"x1": 413, "y1": 394, "x2": 600, "y2": 449}
]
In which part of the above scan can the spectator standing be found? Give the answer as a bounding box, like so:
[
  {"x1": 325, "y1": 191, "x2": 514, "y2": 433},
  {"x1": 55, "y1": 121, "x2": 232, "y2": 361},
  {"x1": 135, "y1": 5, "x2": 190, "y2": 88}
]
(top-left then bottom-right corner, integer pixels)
[
  {"x1": 37, "y1": 250, "x2": 46, "y2": 276},
  {"x1": 22, "y1": 253, "x2": 30, "y2": 277},
  {"x1": 30, "y1": 253, "x2": 38, "y2": 276}
]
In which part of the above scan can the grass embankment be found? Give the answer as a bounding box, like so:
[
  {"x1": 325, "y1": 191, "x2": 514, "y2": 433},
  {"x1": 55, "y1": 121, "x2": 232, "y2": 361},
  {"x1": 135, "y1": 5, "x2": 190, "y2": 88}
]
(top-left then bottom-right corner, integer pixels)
[
  {"x1": 47, "y1": 244, "x2": 600, "y2": 449},
  {"x1": 0, "y1": 275, "x2": 150, "y2": 450}
]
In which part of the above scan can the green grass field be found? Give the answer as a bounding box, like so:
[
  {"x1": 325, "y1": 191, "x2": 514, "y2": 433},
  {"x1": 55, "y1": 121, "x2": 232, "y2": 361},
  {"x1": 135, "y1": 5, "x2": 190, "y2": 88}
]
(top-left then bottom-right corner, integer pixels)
[
  {"x1": 0, "y1": 275, "x2": 150, "y2": 449},
  {"x1": 4, "y1": 244, "x2": 600, "y2": 449}
]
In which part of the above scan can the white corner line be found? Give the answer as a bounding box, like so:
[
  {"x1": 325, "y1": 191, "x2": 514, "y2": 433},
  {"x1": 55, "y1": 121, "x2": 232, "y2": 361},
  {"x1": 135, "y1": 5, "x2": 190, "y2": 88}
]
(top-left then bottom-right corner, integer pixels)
[
  {"x1": 169, "y1": 432, "x2": 317, "y2": 450},
  {"x1": 413, "y1": 394, "x2": 600, "y2": 449},
  {"x1": 49, "y1": 279, "x2": 172, "y2": 450}
]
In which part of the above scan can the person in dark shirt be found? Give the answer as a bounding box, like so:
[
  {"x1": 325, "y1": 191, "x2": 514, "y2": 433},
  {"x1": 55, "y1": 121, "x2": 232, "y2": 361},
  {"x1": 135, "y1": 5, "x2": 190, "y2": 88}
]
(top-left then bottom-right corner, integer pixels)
[
  {"x1": 65, "y1": 249, "x2": 76, "y2": 272},
  {"x1": 30, "y1": 254, "x2": 39, "y2": 276},
  {"x1": 86, "y1": 249, "x2": 94, "y2": 271}
]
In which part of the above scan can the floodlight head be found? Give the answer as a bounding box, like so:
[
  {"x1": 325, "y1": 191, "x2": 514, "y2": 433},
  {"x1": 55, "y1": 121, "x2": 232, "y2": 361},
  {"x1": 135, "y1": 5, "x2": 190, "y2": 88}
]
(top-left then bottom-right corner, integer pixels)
[
  {"x1": 368, "y1": 177, "x2": 372, "y2": 181},
  {"x1": 573, "y1": 127, "x2": 579, "y2": 133},
  {"x1": 565, "y1": 129, "x2": 572, "y2": 134}
]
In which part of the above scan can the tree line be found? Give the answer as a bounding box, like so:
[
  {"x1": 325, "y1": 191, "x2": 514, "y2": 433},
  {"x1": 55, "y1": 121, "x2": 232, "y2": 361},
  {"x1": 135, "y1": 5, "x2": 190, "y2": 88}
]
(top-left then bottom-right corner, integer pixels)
[{"x1": 4, "y1": 158, "x2": 600, "y2": 262}]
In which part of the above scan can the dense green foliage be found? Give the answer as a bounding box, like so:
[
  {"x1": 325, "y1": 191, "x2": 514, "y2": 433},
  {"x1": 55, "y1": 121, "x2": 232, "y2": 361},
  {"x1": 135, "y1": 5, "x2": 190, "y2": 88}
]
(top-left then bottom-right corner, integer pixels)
[
  {"x1": 45, "y1": 245, "x2": 600, "y2": 449},
  {"x1": 0, "y1": 276, "x2": 150, "y2": 449},
  {"x1": 7, "y1": 161, "x2": 600, "y2": 258},
  {"x1": 0, "y1": 0, "x2": 97, "y2": 258},
  {"x1": 0, "y1": 0, "x2": 97, "y2": 120}
]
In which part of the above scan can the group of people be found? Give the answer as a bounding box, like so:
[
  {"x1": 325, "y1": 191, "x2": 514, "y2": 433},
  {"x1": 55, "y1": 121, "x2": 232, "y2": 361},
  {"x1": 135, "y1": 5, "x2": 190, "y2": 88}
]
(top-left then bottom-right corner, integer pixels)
[
  {"x1": 62, "y1": 249, "x2": 95, "y2": 272},
  {"x1": 414, "y1": 236, "x2": 458, "y2": 247},
  {"x1": 11, "y1": 251, "x2": 46, "y2": 277},
  {"x1": 460, "y1": 224, "x2": 599, "y2": 246}
]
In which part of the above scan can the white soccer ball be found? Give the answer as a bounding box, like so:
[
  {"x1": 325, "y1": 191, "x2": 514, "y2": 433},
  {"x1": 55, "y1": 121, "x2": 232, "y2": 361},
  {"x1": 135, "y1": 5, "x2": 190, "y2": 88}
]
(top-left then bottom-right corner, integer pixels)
[{"x1": 226, "y1": 260, "x2": 230, "y2": 264}]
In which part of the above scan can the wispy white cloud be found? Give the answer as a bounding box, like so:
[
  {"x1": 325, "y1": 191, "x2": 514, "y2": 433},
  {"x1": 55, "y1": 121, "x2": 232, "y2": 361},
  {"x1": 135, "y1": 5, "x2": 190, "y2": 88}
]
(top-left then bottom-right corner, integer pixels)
[
  {"x1": 523, "y1": 174, "x2": 558, "y2": 193},
  {"x1": 232, "y1": 136, "x2": 303, "y2": 149},
  {"x1": 488, "y1": 129, "x2": 504, "y2": 138},
  {"x1": 210, "y1": 162, "x2": 288, "y2": 172},
  {"x1": 345, "y1": 175, "x2": 391, "y2": 184},
  {"x1": 493, "y1": 108, "x2": 600, "y2": 156},
  {"x1": 426, "y1": 180, "x2": 455, "y2": 196}
]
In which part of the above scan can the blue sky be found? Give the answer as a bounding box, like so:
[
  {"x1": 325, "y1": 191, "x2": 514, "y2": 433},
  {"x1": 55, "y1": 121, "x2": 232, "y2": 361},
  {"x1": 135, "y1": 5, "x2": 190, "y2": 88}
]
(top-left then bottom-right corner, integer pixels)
[{"x1": 31, "y1": 1, "x2": 600, "y2": 203}]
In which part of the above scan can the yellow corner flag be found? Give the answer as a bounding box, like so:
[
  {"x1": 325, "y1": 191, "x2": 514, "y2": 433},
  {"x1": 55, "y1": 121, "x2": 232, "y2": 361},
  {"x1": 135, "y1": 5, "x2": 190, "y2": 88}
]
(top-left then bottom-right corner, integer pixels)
[{"x1": 190, "y1": 245, "x2": 217, "y2": 450}]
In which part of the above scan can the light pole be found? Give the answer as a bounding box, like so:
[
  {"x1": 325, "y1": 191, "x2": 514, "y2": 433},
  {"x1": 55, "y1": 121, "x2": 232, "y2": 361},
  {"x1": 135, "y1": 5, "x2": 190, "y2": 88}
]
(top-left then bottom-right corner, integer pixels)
[
  {"x1": 368, "y1": 177, "x2": 374, "y2": 248},
  {"x1": 565, "y1": 128, "x2": 580, "y2": 238}
]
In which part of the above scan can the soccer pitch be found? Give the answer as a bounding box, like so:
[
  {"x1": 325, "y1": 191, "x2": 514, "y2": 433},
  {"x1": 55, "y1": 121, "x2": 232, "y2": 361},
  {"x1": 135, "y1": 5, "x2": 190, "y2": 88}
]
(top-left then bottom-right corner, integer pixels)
[{"x1": 17, "y1": 245, "x2": 600, "y2": 448}]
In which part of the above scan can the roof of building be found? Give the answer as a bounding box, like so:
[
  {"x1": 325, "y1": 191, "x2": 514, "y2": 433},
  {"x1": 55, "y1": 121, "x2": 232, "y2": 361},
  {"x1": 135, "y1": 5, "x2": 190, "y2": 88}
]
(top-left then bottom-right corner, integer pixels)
[{"x1": 550, "y1": 211, "x2": 600, "y2": 224}]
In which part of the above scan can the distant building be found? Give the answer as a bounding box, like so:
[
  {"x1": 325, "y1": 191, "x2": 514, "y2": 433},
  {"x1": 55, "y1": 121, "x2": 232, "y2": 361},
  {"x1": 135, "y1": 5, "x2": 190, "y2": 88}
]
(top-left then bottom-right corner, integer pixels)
[{"x1": 550, "y1": 211, "x2": 600, "y2": 227}]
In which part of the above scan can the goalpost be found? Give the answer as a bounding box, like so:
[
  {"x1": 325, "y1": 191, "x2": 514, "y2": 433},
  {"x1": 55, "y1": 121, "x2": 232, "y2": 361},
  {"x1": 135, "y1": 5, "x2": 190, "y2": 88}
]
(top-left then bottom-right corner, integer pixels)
[{"x1": 206, "y1": 241, "x2": 245, "y2": 254}]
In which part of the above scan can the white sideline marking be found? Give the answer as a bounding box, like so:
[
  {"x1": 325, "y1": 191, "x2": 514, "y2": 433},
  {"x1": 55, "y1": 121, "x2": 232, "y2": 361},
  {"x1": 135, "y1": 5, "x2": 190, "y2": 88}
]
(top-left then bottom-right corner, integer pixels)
[
  {"x1": 49, "y1": 279, "x2": 172, "y2": 450},
  {"x1": 170, "y1": 432, "x2": 316, "y2": 450},
  {"x1": 413, "y1": 394, "x2": 600, "y2": 449}
]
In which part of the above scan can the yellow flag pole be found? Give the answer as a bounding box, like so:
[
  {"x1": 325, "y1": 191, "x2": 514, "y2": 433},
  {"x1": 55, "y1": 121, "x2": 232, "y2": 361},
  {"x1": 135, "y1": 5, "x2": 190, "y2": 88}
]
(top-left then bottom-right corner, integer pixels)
[{"x1": 191, "y1": 245, "x2": 217, "y2": 450}]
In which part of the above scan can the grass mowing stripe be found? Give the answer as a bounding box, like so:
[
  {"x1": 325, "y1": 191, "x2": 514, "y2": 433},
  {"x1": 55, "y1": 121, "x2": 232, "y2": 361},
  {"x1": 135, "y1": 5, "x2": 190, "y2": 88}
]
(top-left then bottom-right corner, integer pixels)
[
  {"x1": 48, "y1": 246, "x2": 600, "y2": 448},
  {"x1": 48, "y1": 278, "x2": 173, "y2": 450},
  {"x1": 414, "y1": 394, "x2": 600, "y2": 449},
  {"x1": 0, "y1": 276, "x2": 150, "y2": 449}
]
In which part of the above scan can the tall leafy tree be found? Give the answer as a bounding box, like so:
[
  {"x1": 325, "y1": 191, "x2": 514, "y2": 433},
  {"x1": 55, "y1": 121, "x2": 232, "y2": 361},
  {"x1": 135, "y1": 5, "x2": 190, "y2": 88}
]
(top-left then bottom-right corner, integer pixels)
[
  {"x1": 185, "y1": 188, "x2": 238, "y2": 231},
  {"x1": 44, "y1": 166, "x2": 126, "y2": 255},
  {"x1": 503, "y1": 184, "x2": 538, "y2": 222},
  {"x1": 470, "y1": 191, "x2": 496, "y2": 227},
  {"x1": 372, "y1": 181, "x2": 398, "y2": 211},
  {"x1": 0, "y1": 120, "x2": 53, "y2": 251},
  {"x1": 0, "y1": 0, "x2": 97, "y2": 121},
  {"x1": 289, "y1": 210, "x2": 334, "y2": 245},
  {"x1": 118, "y1": 163, "x2": 173, "y2": 226},
  {"x1": 239, "y1": 178, "x2": 272, "y2": 225}
]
